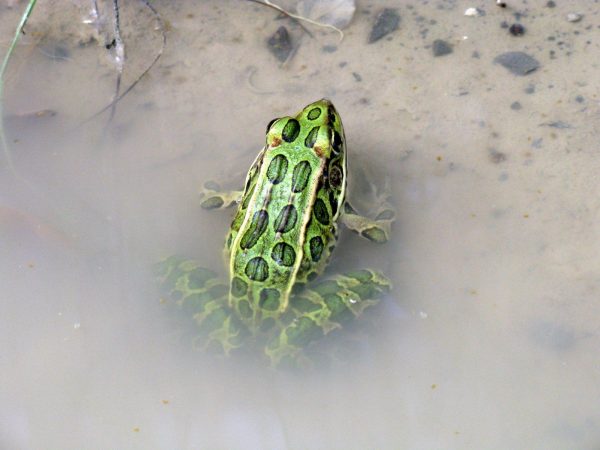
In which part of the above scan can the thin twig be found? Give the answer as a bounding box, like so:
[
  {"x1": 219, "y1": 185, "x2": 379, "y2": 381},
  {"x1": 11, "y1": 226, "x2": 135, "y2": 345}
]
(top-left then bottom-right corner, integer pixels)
[
  {"x1": 247, "y1": 0, "x2": 344, "y2": 41},
  {"x1": 108, "y1": 0, "x2": 124, "y2": 122},
  {"x1": 245, "y1": 0, "x2": 313, "y2": 38},
  {"x1": 79, "y1": 0, "x2": 166, "y2": 127}
]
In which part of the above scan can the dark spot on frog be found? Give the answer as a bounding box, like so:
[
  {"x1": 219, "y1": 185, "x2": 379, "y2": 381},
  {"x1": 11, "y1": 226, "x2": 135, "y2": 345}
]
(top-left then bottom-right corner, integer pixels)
[
  {"x1": 329, "y1": 164, "x2": 343, "y2": 188},
  {"x1": 281, "y1": 119, "x2": 300, "y2": 143}
]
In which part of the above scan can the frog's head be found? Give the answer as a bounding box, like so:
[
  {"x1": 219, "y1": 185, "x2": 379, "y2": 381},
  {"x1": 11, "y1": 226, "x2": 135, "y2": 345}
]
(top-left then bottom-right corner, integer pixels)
[{"x1": 265, "y1": 98, "x2": 345, "y2": 160}]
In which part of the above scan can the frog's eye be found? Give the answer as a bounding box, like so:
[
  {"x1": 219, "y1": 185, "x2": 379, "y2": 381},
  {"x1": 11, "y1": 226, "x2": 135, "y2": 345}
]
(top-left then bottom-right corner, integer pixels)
[{"x1": 266, "y1": 118, "x2": 278, "y2": 134}]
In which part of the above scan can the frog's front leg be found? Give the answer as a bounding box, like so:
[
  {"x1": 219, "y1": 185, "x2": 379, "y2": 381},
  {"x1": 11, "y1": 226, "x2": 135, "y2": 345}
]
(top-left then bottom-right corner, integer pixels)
[
  {"x1": 340, "y1": 202, "x2": 395, "y2": 244},
  {"x1": 199, "y1": 182, "x2": 243, "y2": 210}
]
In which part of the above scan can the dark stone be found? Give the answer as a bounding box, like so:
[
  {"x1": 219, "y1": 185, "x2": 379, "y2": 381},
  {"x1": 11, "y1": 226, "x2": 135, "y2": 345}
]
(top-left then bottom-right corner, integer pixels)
[
  {"x1": 432, "y1": 39, "x2": 453, "y2": 57},
  {"x1": 546, "y1": 0, "x2": 556, "y2": 7},
  {"x1": 488, "y1": 148, "x2": 507, "y2": 164},
  {"x1": 368, "y1": 8, "x2": 400, "y2": 43},
  {"x1": 575, "y1": 95, "x2": 585, "y2": 103},
  {"x1": 494, "y1": 51, "x2": 540, "y2": 75},
  {"x1": 352, "y1": 72, "x2": 362, "y2": 82},
  {"x1": 322, "y1": 45, "x2": 337, "y2": 53},
  {"x1": 524, "y1": 84, "x2": 535, "y2": 94},
  {"x1": 509, "y1": 23, "x2": 526, "y2": 36},
  {"x1": 41, "y1": 44, "x2": 71, "y2": 60},
  {"x1": 541, "y1": 121, "x2": 572, "y2": 129},
  {"x1": 267, "y1": 26, "x2": 292, "y2": 62},
  {"x1": 510, "y1": 101, "x2": 522, "y2": 110}
]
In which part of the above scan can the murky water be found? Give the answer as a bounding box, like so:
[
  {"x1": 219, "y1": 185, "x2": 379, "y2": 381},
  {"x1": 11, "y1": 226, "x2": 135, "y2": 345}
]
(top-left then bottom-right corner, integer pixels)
[{"x1": 1, "y1": 0, "x2": 599, "y2": 448}]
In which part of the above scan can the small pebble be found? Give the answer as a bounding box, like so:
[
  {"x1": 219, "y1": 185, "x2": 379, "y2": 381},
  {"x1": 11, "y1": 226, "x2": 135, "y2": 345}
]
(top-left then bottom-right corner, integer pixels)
[
  {"x1": 494, "y1": 51, "x2": 540, "y2": 76},
  {"x1": 322, "y1": 45, "x2": 337, "y2": 53},
  {"x1": 575, "y1": 95, "x2": 584, "y2": 103},
  {"x1": 566, "y1": 12, "x2": 583, "y2": 23},
  {"x1": 546, "y1": 1, "x2": 556, "y2": 7},
  {"x1": 510, "y1": 101, "x2": 522, "y2": 110},
  {"x1": 432, "y1": 39, "x2": 453, "y2": 57},
  {"x1": 368, "y1": 8, "x2": 400, "y2": 43},
  {"x1": 509, "y1": 23, "x2": 525, "y2": 36},
  {"x1": 352, "y1": 72, "x2": 362, "y2": 82},
  {"x1": 464, "y1": 7, "x2": 484, "y2": 17},
  {"x1": 524, "y1": 84, "x2": 535, "y2": 94},
  {"x1": 496, "y1": 0, "x2": 507, "y2": 7}
]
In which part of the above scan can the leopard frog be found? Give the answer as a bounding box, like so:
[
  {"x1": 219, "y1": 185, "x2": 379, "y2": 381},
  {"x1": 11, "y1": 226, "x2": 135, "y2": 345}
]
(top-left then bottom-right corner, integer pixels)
[{"x1": 157, "y1": 99, "x2": 394, "y2": 367}]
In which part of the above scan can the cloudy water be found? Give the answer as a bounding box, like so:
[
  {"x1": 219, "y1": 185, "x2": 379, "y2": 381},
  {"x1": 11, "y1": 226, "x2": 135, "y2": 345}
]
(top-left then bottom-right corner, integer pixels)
[{"x1": 1, "y1": 0, "x2": 599, "y2": 448}]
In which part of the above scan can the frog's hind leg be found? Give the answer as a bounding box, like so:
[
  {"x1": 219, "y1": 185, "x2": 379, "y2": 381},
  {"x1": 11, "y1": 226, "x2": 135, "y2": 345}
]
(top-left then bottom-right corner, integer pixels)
[
  {"x1": 199, "y1": 181, "x2": 243, "y2": 210},
  {"x1": 155, "y1": 256, "x2": 246, "y2": 355},
  {"x1": 265, "y1": 269, "x2": 392, "y2": 368}
]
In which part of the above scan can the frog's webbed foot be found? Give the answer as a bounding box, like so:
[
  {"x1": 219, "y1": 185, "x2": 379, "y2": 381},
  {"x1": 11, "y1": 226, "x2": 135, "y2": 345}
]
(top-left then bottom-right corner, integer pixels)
[
  {"x1": 199, "y1": 181, "x2": 243, "y2": 210},
  {"x1": 341, "y1": 203, "x2": 394, "y2": 244},
  {"x1": 341, "y1": 173, "x2": 395, "y2": 243}
]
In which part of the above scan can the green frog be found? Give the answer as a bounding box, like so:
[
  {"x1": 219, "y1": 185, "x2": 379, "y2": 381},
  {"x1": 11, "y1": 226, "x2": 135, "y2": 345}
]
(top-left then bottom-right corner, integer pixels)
[{"x1": 156, "y1": 99, "x2": 394, "y2": 368}]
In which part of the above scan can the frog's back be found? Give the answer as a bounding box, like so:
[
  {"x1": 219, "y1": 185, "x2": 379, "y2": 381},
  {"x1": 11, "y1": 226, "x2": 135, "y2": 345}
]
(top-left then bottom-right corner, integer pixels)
[{"x1": 227, "y1": 99, "x2": 347, "y2": 329}]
